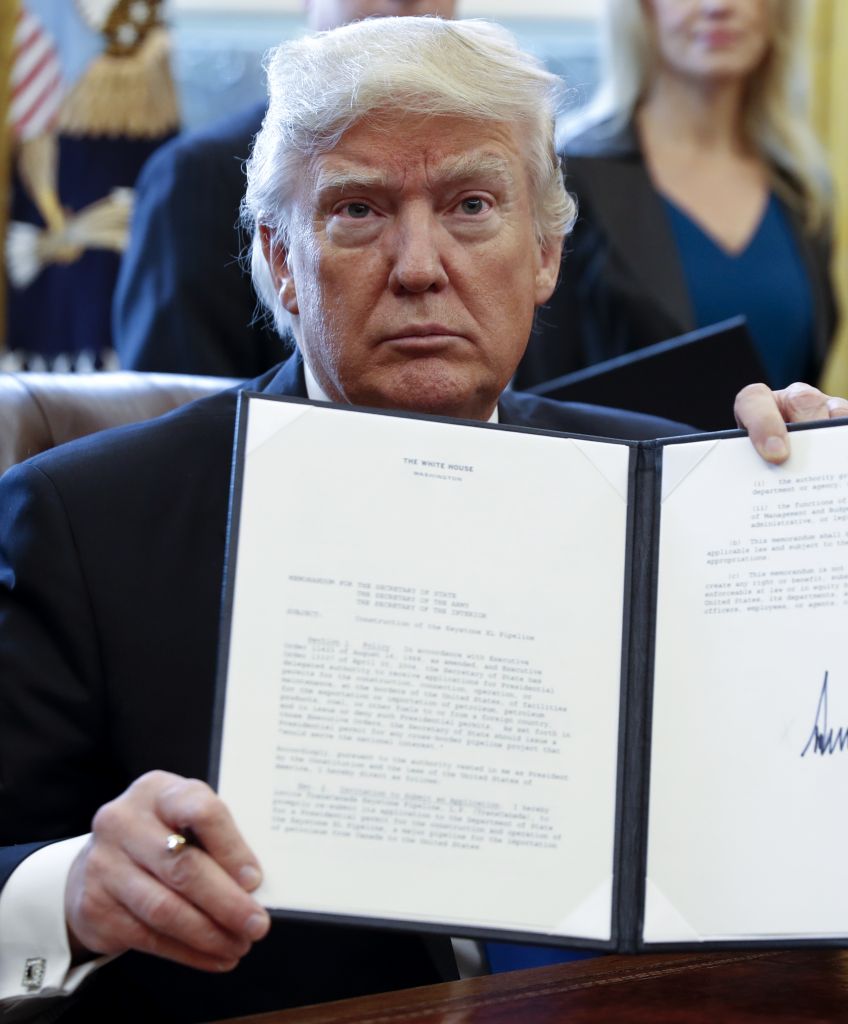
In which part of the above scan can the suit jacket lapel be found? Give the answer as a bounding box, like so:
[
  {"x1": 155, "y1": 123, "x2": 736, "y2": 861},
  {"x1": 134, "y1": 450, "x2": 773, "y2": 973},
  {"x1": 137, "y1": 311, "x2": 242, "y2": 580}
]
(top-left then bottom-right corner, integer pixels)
[
  {"x1": 779, "y1": 201, "x2": 834, "y2": 372},
  {"x1": 261, "y1": 349, "x2": 307, "y2": 398},
  {"x1": 566, "y1": 120, "x2": 694, "y2": 334}
]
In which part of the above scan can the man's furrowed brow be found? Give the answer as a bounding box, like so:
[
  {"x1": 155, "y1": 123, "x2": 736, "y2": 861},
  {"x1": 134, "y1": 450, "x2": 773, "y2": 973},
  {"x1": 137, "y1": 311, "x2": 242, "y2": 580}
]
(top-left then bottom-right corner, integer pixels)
[
  {"x1": 433, "y1": 152, "x2": 516, "y2": 189},
  {"x1": 313, "y1": 167, "x2": 391, "y2": 199}
]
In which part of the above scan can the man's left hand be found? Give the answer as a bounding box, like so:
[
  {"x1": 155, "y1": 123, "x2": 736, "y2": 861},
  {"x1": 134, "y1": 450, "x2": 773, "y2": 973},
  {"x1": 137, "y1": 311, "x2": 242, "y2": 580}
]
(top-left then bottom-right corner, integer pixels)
[{"x1": 734, "y1": 382, "x2": 848, "y2": 464}]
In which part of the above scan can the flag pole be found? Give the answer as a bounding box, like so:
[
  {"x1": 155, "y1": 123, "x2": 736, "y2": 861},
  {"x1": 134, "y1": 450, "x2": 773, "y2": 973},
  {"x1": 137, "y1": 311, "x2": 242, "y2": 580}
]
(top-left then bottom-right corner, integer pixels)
[{"x1": 0, "y1": 1, "x2": 20, "y2": 351}]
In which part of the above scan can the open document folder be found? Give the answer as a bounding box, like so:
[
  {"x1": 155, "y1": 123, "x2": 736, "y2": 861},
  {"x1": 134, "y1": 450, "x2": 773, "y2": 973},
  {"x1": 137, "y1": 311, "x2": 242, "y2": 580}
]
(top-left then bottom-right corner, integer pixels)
[{"x1": 212, "y1": 394, "x2": 848, "y2": 953}]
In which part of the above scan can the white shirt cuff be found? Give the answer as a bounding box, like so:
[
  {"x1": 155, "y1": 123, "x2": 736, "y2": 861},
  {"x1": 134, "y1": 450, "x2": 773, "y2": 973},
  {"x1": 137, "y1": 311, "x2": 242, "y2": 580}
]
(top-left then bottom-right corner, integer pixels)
[{"x1": 0, "y1": 834, "x2": 110, "y2": 1001}]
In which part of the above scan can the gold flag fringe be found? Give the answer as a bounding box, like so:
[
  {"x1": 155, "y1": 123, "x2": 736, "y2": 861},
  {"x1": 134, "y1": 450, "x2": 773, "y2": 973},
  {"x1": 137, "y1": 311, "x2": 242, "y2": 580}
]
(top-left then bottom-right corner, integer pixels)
[{"x1": 58, "y1": 26, "x2": 179, "y2": 139}]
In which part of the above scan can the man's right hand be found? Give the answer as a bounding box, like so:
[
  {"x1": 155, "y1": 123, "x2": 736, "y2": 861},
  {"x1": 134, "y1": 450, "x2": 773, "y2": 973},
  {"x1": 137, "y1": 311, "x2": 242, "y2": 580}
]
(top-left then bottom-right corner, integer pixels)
[{"x1": 64, "y1": 771, "x2": 271, "y2": 972}]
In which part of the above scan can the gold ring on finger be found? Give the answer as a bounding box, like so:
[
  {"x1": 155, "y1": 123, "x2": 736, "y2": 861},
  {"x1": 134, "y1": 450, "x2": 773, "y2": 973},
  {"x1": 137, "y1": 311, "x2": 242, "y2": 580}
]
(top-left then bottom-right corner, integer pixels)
[{"x1": 165, "y1": 832, "x2": 188, "y2": 854}]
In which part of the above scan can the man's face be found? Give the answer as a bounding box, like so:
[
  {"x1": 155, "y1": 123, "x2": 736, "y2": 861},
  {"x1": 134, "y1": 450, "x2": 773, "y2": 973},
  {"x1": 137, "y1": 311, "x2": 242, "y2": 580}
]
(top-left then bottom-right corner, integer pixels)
[
  {"x1": 264, "y1": 112, "x2": 560, "y2": 421},
  {"x1": 306, "y1": 0, "x2": 456, "y2": 31}
]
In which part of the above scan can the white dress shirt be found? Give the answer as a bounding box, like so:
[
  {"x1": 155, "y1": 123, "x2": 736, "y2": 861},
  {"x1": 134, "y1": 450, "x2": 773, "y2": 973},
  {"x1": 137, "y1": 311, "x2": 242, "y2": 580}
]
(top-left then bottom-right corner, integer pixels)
[{"x1": 0, "y1": 835, "x2": 106, "y2": 1005}]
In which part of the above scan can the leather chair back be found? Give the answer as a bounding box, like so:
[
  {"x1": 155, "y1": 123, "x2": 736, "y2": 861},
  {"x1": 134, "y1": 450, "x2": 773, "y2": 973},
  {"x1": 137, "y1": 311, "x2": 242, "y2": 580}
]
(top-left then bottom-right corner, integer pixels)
[{"x1": 0, "y1": 371, "x2": 241, "y2": 475}]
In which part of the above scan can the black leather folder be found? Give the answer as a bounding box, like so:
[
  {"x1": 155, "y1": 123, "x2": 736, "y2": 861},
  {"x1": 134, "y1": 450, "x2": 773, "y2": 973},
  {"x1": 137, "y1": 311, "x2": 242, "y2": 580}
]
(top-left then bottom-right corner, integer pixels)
[{"x1": 523, "y1": 316, "x2": 767, "y2": 432}]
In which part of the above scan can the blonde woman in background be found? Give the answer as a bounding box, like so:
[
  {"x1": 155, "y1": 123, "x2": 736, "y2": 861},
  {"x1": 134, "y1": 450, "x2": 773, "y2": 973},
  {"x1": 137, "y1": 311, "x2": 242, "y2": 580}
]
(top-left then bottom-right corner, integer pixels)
[{"x1": 515, "y1": 0, "x2": 837, "y2": 394}]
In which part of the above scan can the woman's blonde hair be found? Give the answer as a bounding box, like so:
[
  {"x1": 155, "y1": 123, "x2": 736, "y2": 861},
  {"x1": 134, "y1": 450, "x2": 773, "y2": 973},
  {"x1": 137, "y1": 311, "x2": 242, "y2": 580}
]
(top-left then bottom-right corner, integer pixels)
[{"x1": 565, "y1": 0, "x2": 830, "y2": 228}]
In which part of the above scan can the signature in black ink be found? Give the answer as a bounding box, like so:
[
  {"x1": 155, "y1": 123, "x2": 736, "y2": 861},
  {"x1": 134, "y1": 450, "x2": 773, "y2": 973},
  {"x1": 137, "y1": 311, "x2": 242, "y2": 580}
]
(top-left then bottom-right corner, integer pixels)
[{"x1": 800, "y1": 671, "x2": 848, "y2": 757}]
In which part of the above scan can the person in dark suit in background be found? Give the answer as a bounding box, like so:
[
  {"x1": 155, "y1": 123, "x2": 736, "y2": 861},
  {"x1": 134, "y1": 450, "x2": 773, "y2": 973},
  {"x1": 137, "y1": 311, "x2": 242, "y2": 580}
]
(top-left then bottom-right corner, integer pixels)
[
  {"x1": 112, "y1": 98, "x2": 273, "y2": 377},
  {"x1": 112, "y1": 0, "x2": 456, "y2": 378},
  {"x1": 2, "y1": 15, "x2": 845, "y2": 1023},
  {"x1": 514, "y1": 0, "x2": 837, "y2": 393}
]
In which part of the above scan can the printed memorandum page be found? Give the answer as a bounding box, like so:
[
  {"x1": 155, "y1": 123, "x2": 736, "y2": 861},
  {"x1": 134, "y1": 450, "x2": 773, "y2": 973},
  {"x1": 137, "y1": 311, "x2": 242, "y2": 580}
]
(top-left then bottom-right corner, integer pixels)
[
  {"x1": 216, "y1": 396, "x2": 632, "y2": 945},
  {"x1": 645, "y1": 423, "x2": 848, "y2": 944}
]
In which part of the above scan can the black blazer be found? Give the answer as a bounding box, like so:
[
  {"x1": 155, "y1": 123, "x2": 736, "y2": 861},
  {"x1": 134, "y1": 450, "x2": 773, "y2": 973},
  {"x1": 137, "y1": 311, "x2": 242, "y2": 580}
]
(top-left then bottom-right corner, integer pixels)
[
  {"x1": 514, "y1": 120, "x2": 837, "y2": 392},
  {"x1": 112, "y1": 102, "x2": 284, "y2": 378},
  {"x1": 0, "y1": 354, "x2": 691, "y2": 1020}
]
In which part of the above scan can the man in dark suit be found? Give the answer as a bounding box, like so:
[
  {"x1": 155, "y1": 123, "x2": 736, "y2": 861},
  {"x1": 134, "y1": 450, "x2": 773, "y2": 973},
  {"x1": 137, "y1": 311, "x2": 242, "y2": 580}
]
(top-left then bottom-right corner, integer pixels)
[
  {"x1": 112, "y1": 0, "x2": 456, "y2": 377},
  {"x1": 1, "y1": 15, "x2": 844, "y2": 1023}
]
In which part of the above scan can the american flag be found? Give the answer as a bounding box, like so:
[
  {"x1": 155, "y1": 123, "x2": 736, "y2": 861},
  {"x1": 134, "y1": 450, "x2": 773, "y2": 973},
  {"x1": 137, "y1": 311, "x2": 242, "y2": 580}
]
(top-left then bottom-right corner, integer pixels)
[{"x1": 8, "y1": 6, "x2": 64, "y2": 141}]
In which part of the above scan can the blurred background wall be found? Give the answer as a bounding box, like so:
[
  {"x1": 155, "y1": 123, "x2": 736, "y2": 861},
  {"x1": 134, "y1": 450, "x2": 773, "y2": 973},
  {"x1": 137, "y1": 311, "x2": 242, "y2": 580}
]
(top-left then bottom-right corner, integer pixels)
[
  {"x1": 169, "y1": 0, "x2": 601, "y2": 134},
  {"x1": 810, "y1": 0, "x2": 848, "y2": 396}
]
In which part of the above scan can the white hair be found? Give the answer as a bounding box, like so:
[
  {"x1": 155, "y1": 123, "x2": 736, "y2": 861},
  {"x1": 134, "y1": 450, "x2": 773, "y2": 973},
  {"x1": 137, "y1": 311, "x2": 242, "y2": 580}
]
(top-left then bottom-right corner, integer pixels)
[
  {"x1": 563, "y1": 0, "x2": 829, "y2": 228},
  {"x1": 242, "y1": 16, "x2": 575, "y2": 336}
]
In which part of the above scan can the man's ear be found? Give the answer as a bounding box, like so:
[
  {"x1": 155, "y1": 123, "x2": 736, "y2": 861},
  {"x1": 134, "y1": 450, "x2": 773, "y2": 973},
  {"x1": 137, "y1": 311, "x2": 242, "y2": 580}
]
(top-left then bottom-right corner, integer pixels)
[
  {"x1": 534, "y1": 233, "x2": 563, "y2": 307},
  {"x1": 260, "y1": 224, "x2": 299, "y2": 316}
]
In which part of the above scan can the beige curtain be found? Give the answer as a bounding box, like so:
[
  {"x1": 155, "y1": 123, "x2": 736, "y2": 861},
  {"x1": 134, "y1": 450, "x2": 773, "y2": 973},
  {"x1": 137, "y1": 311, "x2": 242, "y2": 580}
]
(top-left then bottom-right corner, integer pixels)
[
  {"x1": 0, "y1": 1, "x2": 20, "y2": 349},
  {"x1": 810, "y1": 0, "x2": 848, "y2": 394}
]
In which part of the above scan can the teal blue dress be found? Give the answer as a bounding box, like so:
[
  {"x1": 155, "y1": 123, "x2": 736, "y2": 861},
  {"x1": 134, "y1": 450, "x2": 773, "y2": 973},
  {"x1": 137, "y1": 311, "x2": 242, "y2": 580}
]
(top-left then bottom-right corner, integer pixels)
[{"x1": 662, "y1": 193, "x2": 815, "y2": 389}]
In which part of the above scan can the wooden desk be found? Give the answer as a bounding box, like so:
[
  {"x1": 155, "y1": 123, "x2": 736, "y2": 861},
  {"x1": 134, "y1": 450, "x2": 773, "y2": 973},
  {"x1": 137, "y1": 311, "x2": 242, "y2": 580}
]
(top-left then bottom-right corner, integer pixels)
[{"x1": 220, "y1": 950, "x2": 848, "y2": 1023}]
